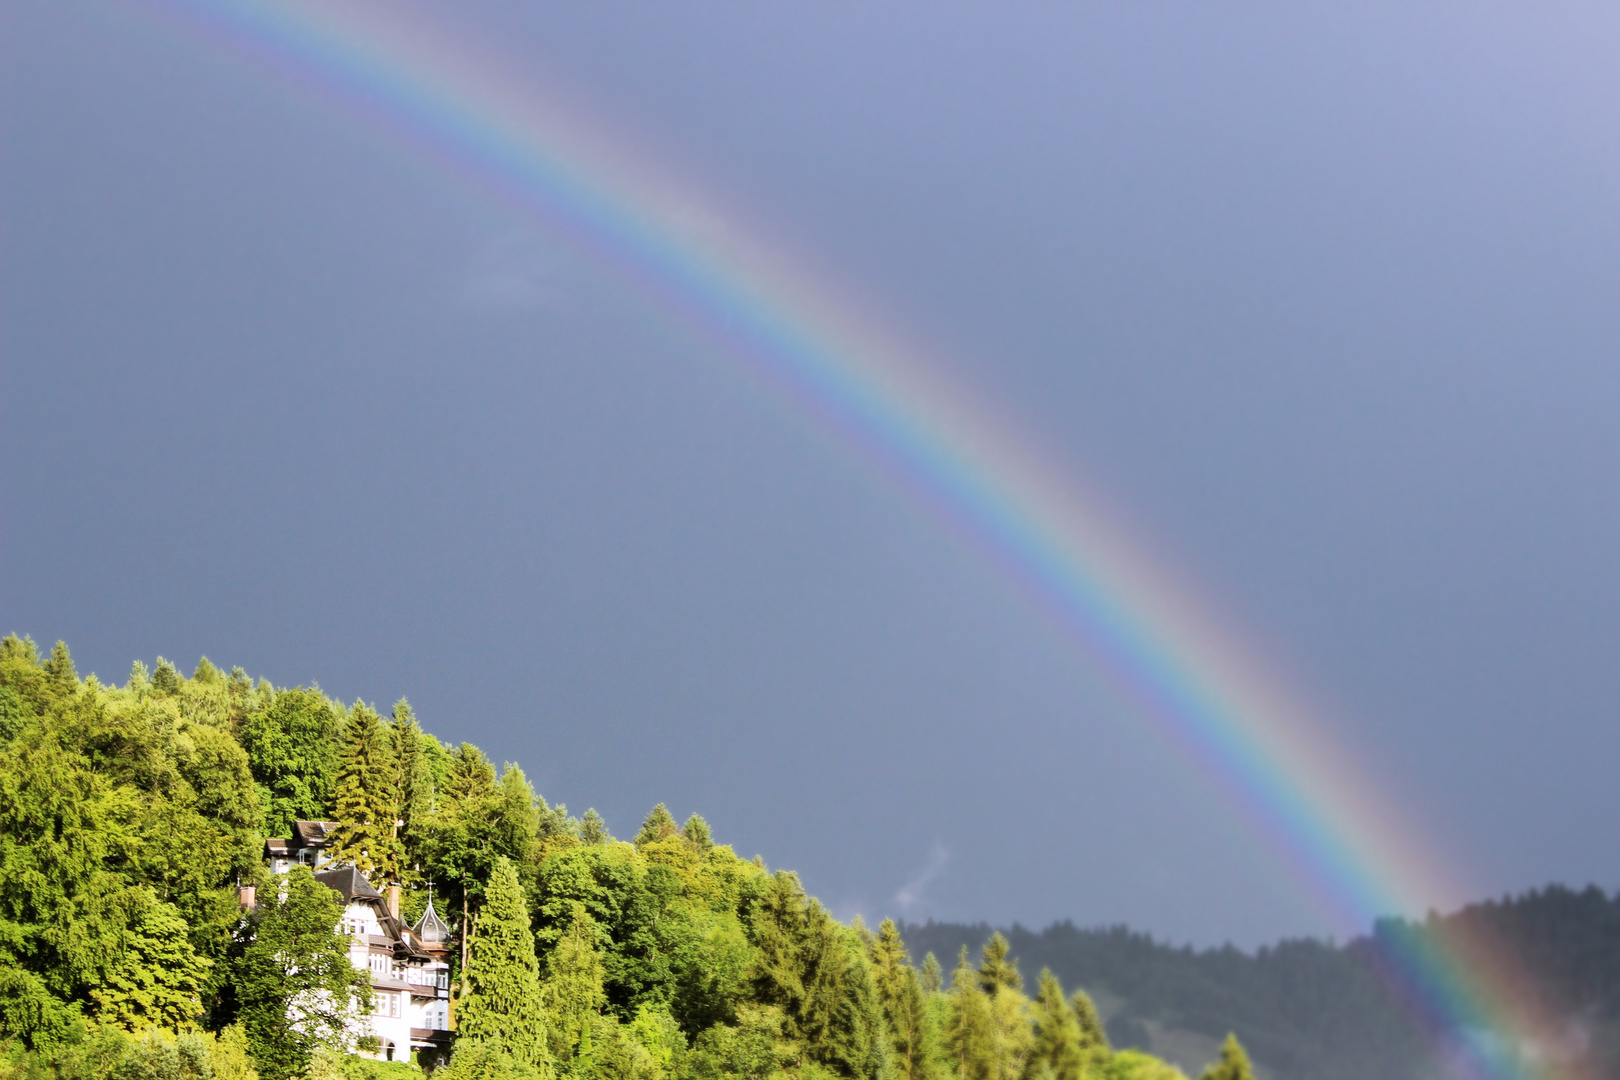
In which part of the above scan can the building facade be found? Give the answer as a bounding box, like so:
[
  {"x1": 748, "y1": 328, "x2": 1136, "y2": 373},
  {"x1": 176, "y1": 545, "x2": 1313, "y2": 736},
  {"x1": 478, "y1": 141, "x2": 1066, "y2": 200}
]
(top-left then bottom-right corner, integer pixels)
[{"x1": 263, "y1": 823, "x2": 454, "y2": 1065}]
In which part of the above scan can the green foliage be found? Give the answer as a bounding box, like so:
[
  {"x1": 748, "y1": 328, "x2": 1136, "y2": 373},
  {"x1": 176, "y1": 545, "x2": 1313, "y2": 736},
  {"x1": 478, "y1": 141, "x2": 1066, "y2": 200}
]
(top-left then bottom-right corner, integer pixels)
[
  {"x1": 977, "y1": 936, "x2": 1020, "y2": 998},
  {"x1": 231, "y1": 867, "x2": 370, "y2": 1080},
  {"x1": 542, "y1": 903, "x2": 606, "y2": 1065},
  {"x1": 305, "y1": 1047, "x2": 424, "y2": 1080},
  {"x1": 1095, "y1": 1052, "x2": 1187, "y2": 1080},
  {"x1": 390, "y1": 703, "x2": 434, "y2": 876},
  {"x1": 432, "y1": 1038, "x2": 546, "y2": 1080},
  {"x1": 1067, "y1": 992, "x2": 1106, "y2": 1057},
  {"x1": 681, "y1": 1003, "x2": 795, "y2": 1080},
  {"x1": 238, "y1": 687, "x2": 342, "y2": 839},
  {"x1": 1195, "y1": 1036, "x2": 1252, "y2": 1080},
  {"x1": 0, "y1": 1023, "x2": 260, "y2": 1080},
  {"x1": 0, "y1": 639, "x2": 1270, "y2": 1080},
  {"x1": 944, "y1": 950, "x2": 995, "y2": 1080},
  {"x1": 580, "y1": 810, "x2": 611, "y2": 847},
  {"x1": 869, "y1": 921, "x2": 934, "y2": 1080},
  {"x1": 683, "y1": 817, "x2": 713, "y2": 853},
  {"x1": 80, "y1": 886, "x2": 212, "y2": 1030},
  {"x1": 744, "y1": 873, "x2": 886, "y2": 1079},
  {"x1": 151, "y1": 659, "x2": 182, "y2": 697},
  {"x1": 635, "y1": 806, "x2": 681, "y2": 848},
  {"x1": 1022, "y1": 972, "x2": 1083, "y2": 1080},
  {"x1": 459, "y1": 857, "x2": 548, "y2": 1066},
  {"x1": 424, "y1": 743, "x2": 503, "y2": 921},
  {"x1": 495, "y1": 765, "x2": 541, "y2": 871},
  {"x1": 918, "y1": 956, "x2": 942, "y2": 998},
  {"x1": 326, "y1": 703, "x2": 401, "y2": 880},
  {"x1": 0, "y1": 686, "x2": 32, "y2": 742}
]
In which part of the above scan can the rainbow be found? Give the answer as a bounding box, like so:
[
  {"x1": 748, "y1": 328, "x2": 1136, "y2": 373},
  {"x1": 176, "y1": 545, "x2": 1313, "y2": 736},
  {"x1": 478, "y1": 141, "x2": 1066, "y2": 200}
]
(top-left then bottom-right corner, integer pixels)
[{"x1": 121, "y1": 2, "x2": 1570, "y2": 1075}]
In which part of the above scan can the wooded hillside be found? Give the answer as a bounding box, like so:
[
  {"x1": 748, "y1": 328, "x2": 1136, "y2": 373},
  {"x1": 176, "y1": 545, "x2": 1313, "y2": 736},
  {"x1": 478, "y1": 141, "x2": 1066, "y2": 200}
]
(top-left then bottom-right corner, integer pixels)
[{"x1": 0, "y1": 637, "x2": 1248, "y2": 1080}]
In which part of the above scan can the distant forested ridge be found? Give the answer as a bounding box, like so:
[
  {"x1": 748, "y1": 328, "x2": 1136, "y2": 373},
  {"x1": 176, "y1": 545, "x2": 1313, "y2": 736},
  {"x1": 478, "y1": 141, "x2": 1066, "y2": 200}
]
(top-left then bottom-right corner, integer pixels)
[
  {"x1": 0, "y1": 637, "x2": 1248, "y2": 1080},
  {"x1": 904, "y1": 885, "x2": 1620, "y2": 1080}
]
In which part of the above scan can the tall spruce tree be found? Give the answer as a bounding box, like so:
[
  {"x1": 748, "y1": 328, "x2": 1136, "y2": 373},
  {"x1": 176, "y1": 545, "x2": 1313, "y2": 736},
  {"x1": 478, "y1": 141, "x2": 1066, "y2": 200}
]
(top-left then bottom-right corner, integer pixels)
[
  {"x1": 979, "y1": 933, "x2": 1022, "y2": 997},
  {"x1": 579, "y1": 808, "x2": 610, "y2": 846},
  {"x1": 425, "y1": 742, "x2": 504, "y2": 973},
  {"x1": 495, "y1": 764, "x2": 541, "y2": 865},
  {"x1": 390, "y1": 700, "x2": 420, "y2": 823},
  {"x1": 390, "y1": 700, "x2": 435, "y2": 876},
  {"x1": 1024, "y1": 970, "x2": 1084, "y2": 1080},
  {"x1": 946, "y1": 947, "x2": 996, "y2": 1080},
  {"x1": 325, "y1": 702, "x2": 401, "y2": 879},
  {"x1": 457, "y1": 856, "x2": 548, "y2": 1066},
  {"x1": 1198, "y1": 1034, "x2": 1256, "y2": 1080},
  {"x1": 872, "y1": 919, "x2": 936, "y2": 1080},
  {"x1": 634, "y1": 803, "x2": 680, "y2": 847},
  {"x1": 920, "y1": 953, "x2": 944, "y2": 996},
  {"x1": 1070, "y1": 990, "x2": 1109, "y2": 1056},
  {"x1": 683, "y1": 814, "x2": 713, "y2": 851}
]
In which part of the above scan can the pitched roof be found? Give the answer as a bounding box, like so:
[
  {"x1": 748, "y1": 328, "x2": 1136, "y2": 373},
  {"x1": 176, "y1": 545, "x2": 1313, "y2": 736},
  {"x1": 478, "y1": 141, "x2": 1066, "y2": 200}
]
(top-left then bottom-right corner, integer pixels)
[
  {"x1": 314, "y1": 864, "x2": 383, "y2": 902},
  {"x1": 292, "y1": 820, "x2": 340, "y2": 848}
]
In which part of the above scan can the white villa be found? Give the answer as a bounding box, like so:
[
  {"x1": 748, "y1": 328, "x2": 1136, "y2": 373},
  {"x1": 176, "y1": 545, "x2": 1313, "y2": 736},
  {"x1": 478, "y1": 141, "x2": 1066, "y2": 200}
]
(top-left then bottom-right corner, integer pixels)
[{"x1": 256, "y1": 821, "x2": 455, "y2": 1066}]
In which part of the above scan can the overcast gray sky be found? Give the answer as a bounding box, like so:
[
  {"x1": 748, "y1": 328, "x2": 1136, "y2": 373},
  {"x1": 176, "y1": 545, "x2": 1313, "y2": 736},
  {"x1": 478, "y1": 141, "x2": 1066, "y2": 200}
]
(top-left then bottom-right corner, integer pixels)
[{"x1": 5, "y1": 0, "x2": 1620, "y2": 947}]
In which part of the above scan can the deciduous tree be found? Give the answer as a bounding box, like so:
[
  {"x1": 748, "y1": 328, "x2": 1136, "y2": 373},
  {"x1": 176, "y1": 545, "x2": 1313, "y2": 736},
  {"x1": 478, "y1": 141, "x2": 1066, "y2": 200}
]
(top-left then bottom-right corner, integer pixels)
[{"x1": 233, "y1": 867, "x2": 370, "y2": 1080}]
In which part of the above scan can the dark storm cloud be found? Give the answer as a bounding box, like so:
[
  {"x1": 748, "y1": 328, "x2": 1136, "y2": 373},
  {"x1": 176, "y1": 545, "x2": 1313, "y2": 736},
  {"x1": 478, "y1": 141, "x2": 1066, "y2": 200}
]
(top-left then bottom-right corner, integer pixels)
[{"x1": 4, "y1": 0, "x2": 1619, "y2": 945}]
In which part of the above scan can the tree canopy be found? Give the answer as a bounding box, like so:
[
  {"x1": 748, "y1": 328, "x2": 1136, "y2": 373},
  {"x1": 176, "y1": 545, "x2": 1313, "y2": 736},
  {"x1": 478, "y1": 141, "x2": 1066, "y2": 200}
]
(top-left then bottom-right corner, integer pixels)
[{"x1": 0, "y1": 637, "x2": 1273, "y2": 1080}]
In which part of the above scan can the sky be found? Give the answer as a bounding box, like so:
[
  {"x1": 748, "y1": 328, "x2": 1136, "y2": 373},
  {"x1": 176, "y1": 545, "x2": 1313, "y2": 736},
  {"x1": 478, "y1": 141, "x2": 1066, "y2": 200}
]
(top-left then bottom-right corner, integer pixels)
[{"x1": 4, "y1": 0, "x2": 1620, "y2": 948}]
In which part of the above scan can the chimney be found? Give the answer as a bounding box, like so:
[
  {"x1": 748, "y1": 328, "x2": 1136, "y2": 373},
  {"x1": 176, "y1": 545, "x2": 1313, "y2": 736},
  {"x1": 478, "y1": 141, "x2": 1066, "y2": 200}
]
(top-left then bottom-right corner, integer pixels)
[
  {"x1": 238, "y1": 884, "x2": 257, "y2": 910},
  {"x1": 386, "y1": 883, "x2": 400, "y2": 921}
]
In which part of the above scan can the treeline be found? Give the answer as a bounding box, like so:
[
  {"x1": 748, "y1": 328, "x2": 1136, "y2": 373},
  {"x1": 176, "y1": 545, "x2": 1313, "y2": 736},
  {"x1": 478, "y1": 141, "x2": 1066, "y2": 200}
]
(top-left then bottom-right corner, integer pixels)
[
  {"x1": 0, "y1": 638, "x2": 1258, "y2": 1080},
  {"x1": 905, "y1": 885, "x2": 1620, "y2": 1080}
]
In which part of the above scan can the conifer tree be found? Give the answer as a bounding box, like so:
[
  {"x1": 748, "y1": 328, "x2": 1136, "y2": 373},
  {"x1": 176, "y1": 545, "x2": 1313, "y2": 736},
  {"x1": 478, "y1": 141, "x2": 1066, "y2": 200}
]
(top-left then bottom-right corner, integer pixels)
[
  {"x1": 1024, "y1": 970, "x2": 1084, "y2": 1080},
  {"x1": 151, "y1": 657, "x2": 182, "y2": 696},
  {"x1": 920, "y1": 952, "x2": 944, "y2": 995},
  {"x1": 979, "y1": 933, "x2": 1022, "y2": 997},
  {"x1": 634, "y1": 803, "x2": 680, "y2": 846},
  {"x1": 872, "y1": 919, "x2": 936, "y2": 1080},
  {"x1": 495, "y1": 763, "x2": 541, "y2": 864},
  {"x1": 443, "y1": 741, "x2": 497, "y2": 803},
  {"x1": 579, "y1": 808, "x2": 610, "y2": 846},
  {"x1": 458, "y1": 856, "x2": 548, "y2": 1067},
  {"x1": 683, "y1": 814, "x2": 713, "y2": 851},
  {"x1": 1070, "y1": 990, "x2": 1109, "y2": 1055},
  {"x1": 391, "y1": 700, "x2": 435, "y2": 874},
  {"x1": 1198, "y1": 1034, "x2": 1256, "y2": 1080},
  {"x1": 325, "y1": 703, "x2": 401, "y2": 879},
  {"x1": 424, "y1": 742, "x2": 508, "y2": 977},
  {"x1": 41, "y1": 642, "x2": 77, "y2": 697},
  {"x1": 390, "y1": 700, "x2": 419, "y2": 822},
  {"x1": 945, "y1": 947, "x2": 996, "y2": 1080}
]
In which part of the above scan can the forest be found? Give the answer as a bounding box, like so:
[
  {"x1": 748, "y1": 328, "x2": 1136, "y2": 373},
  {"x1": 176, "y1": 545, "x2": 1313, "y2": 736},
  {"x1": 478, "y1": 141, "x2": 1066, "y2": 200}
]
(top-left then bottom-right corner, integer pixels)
[
  {"x1": 906, "y1": 882, "x2": 1620, "y2": 1080},
  {"x1": 0, "y1": 637, "x2": 1257, "y2": 1080}
]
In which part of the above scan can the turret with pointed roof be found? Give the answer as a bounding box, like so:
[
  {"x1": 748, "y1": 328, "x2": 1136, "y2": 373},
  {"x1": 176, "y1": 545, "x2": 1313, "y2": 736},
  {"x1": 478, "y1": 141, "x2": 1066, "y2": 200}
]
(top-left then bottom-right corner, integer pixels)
[{"x1": 413, "y1": 892, "x2": 452, "y2": 958}]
